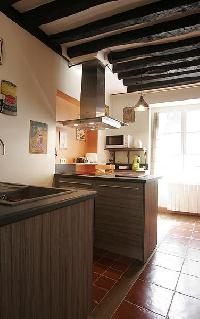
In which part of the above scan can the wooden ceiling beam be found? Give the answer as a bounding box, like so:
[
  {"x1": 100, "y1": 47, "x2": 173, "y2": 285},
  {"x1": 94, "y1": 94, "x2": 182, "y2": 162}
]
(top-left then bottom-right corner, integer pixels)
[
  {"x1": 113, "y1": 49, "x2": 200, "y2": 73},
  {"x1": 108, "y1": 36, "x2": 200, "y2": 64},
  {"x1": 21, "y1": 0, "x2": 117, "y2": 28},
  {"x1": 127, "y1": 76, "x2": 200, "y2": 93},
  {"x1": 123, "y1": 68, "x2": 200, "y2": 86},
  {"x1": 118, "y1": 59, "x2": 200, "y2": 79},
  {"x1": 49, "y1": 0, "x2": 200, "y2": 44},
  {"x1": 0, "y1": 0, "x2": 18, "y2": 10},
  {"x1": 2, "y1": 6, "x2": 62, "y2": 56},
  {"x1": 67, "y1": 13, "x2": 200, "y2": 58}
]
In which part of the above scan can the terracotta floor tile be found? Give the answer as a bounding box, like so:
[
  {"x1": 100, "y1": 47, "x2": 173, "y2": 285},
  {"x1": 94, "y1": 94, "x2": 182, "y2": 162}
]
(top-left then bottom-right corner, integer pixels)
[
  {"x1": 93, "y1": 263, "x2": 107, "y2": 275},
  {"x1": 139, "y1": 264, "x2": 179, "y2": 290},
  {"x1": 125, "y1": 280, "x2": 173, "y2": 317},
  {"x1": 112, "y1": 301, "x2": 164, "y2": 319},
  {"x1": 103, "y1": 268, "x2": 123, "y2": 281},
  {"x1": 106, "y1": 252, "x2": 121, "y2": 260},
  {"x1": 93, "y1": 285, "x2": 107, "y2": 303},
  {"x1": 117, "y1": 255, "x2": 133, "y2": 266},
  {"x1": 90, "y1": 300, "x2": 98, "y2": 312},
  {"x1": 111, "y1": 261, "x2": 129, "y2": 272},
  {"x1": 95, "y1": 275, "x2": 116, "y2": 291},
  {"x1": 93, "y1": 273, "x2": 100, "y2": 282},
  {"x1": 176, "y1": 273, "x2": 200, "y2": 299},
  {"x1": 168, "y1": 292, "x2": 200, "y2": 319},
  {"x1": 189, "y1": 239, "x2": 200, "y2": 250},
  {"x1": 182, "y1": 259, "x2": 200, "y2": 277},
  {"x1": 163, "y1": 236, "x2": 190, "y2": 246},
  {"x1": 150, "y1": 251, "x2": 184, "y2": 272},
  {"x1": 169, "y1": 228, "x2": 192, "y2": 238},
  {"x1": 186, "y1": 247, "x2": 200, "y2": 261},
  {"x1": 192, "y1": 231, "x2": 200, "y2": 240},
  {"x1": 157, "y1": 242, "x2": 187, "y2": 257},
  {"x1": 98, "y1": 256, "x2": 115, "y2": 267}
]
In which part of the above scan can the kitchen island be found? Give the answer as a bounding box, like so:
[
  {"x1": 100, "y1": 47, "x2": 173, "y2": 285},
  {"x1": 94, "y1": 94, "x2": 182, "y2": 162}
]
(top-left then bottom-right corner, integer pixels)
[
  {"x1": 0, "y1": 182, "x2": 96, "y2": 319},
  {"x1": 54, "y1": 173, "x2": 159, "y2": 263}
]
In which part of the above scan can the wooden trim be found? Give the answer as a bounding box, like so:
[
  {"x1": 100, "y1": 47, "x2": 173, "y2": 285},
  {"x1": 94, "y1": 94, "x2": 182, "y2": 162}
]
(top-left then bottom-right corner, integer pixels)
[{"x1": 56, "y1": 90, "x2": 80, "y2": 107}]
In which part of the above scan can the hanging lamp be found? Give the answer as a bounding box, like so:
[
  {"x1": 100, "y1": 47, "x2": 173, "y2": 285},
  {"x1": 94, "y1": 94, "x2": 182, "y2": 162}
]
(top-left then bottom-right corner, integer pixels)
[{"x1": 134, "y1": 74, "x2": 149, "y2": 112}]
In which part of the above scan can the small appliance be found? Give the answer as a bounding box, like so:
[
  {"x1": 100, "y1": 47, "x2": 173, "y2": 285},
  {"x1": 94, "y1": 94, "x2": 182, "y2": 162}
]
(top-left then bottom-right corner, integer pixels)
[{"x1": 105, "y1": 135, "x2": 131, "y2": 148}]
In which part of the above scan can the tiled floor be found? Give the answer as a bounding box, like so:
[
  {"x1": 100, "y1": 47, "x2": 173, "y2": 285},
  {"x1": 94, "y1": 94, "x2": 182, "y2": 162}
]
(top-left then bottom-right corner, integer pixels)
[
  {"x1": 111, "y1": 214, "x2": 200, "y2": 319},
  {"x1": 92, "y1": 249, "x2": 133, "y2": 311}
]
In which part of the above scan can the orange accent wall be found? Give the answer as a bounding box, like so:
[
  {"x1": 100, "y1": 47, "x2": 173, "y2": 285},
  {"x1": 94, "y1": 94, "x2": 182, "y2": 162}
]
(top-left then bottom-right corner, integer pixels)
[{"x1": 86, "y1": 130, "x2": 98, "y2": 153}]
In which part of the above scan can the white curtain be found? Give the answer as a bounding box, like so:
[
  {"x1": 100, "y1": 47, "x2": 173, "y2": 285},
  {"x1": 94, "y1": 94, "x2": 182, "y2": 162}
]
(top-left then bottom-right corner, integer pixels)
[{"x1": 153, "y1": 108, "x2": 200, "y2": 215}]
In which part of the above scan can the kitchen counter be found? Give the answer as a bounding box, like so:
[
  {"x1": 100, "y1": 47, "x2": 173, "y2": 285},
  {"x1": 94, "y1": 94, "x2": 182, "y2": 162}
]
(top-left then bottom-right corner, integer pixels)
[
  {"x1": 0, "y1": 182, "x2": 96, "y2": 226},
  {"x1": 54, "y1": 172, "x2": 159, "y2": 183},
  {"x1": 54, "y1": 173, "x2": 159, "y2": 263},
  {"x1": 0, "y1": 182, "x2": 95, "y2": 319}
]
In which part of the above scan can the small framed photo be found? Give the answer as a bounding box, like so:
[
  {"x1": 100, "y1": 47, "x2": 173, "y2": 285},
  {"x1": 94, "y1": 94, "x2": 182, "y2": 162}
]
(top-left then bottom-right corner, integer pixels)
[
  {"x1": 123, "y1": 107, "x2": 135, "y2": 123},
  {"x1": 59, "y1": 131, "x2": 67, "y2": 149},
  {"x1": 76, "y1": 128, "x2": 86, "y2": 141}
]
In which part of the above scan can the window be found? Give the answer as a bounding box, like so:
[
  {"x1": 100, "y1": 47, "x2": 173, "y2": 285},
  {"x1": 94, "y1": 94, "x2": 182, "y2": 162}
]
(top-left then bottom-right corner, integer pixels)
[{"x1": 155, "y1": 108, "x2": 200, "y2": 184}]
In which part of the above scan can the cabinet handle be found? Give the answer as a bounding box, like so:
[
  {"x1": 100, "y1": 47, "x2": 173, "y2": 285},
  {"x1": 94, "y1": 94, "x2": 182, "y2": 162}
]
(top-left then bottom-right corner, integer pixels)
[{"x1": 98, "y1": 185, "x2": 140, "y2": 190}]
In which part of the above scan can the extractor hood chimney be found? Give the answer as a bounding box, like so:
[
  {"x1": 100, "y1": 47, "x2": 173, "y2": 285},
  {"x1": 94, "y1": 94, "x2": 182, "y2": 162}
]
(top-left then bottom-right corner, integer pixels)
[{"x1": 59, "y1": 60, "x2": 126, "y2": 130}]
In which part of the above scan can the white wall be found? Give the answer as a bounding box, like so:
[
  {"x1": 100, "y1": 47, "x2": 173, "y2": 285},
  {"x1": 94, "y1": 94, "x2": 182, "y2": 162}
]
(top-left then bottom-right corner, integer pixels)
[
  {"x1": 0, "y1": 13, "x2": 82, "y2": 186},
  {"x1": 109, "y1": 86, "x2": 200, "y2": 165}
]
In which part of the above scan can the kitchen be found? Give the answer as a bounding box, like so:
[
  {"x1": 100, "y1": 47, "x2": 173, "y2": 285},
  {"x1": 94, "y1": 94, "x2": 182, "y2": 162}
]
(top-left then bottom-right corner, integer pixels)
[{"x1": 0, "y1": 1, "x2": 200, "y2": 319}]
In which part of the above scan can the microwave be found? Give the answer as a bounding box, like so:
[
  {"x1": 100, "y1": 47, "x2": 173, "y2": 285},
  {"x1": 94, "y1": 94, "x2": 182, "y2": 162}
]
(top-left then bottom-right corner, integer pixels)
[{"x1": 106, "y1": 135, "x2": 130, "y2": 148}]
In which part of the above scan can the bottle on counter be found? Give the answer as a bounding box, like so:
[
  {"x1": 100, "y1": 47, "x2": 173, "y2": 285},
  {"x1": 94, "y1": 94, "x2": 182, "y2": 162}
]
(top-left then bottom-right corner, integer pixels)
[{"x1": 132, "y1": 155, "x2": 140, "y2": 171}]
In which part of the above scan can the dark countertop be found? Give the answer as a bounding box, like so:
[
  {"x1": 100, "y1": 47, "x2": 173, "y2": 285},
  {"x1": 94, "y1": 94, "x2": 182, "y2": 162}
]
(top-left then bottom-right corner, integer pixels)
[
  {"x1": 54, "y1": 172, "x2": 160, "y2": 183},
  {"x1": 0, "y1": 182, "x2": 96, "y2": 227}
]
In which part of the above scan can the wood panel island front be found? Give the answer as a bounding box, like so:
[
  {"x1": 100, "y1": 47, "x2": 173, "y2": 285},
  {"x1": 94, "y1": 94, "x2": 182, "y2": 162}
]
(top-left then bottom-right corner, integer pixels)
[
  {"x1": 54, "y1": 173, "x2": 159, "y2": 263},
  {"x1": 0, "y1": 183, "x2": 96, "y2": 319}
]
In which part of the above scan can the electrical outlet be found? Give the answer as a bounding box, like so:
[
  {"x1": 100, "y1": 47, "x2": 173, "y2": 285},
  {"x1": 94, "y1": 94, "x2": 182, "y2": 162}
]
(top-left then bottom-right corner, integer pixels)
[{"x1": 60, "y1": 158, "x2": 66, "y2": 164}]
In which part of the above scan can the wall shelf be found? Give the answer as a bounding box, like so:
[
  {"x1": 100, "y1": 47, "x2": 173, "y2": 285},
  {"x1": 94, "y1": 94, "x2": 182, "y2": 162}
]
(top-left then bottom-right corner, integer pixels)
[{"x1": 105, "y1": 148, "x2": 147, "y2": 165}]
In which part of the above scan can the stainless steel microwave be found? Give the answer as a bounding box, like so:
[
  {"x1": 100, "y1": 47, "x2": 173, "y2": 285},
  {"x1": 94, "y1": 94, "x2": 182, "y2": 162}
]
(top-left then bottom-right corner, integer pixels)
[{"x1": 105, "y1": 135, "x2": 130, "y2": 148}]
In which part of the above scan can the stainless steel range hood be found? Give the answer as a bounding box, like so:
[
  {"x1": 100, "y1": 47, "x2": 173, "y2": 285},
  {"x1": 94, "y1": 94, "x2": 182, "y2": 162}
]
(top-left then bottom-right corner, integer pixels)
[{"x1": 59, "y1": 60, "x2": 126, "y2": 130}]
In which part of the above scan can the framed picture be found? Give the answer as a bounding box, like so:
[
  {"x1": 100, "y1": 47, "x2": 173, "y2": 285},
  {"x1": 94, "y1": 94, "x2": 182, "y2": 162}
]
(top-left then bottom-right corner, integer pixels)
[
  {"x1": 0, "y1": 80, "x2": 17, "y2": 115},
  {"x1": 29, "y1": 120, "x2": 48, "y2": 154},
  {"x1": 123, "y1": 107, "x2": 135, "y2": 123},
  {"x1": 59, "y1": 131, "x2": 67, "y2": 149},
  {"x1": 76, "y1": 128, "x2": 86, "y2": 141},
  {"x1": 0, "y1": 38, "x2": 2, "y2": 65}
]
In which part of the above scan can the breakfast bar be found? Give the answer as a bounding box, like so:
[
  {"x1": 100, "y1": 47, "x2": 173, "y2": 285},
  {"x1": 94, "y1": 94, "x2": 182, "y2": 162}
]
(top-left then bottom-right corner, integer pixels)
[{"x1": 54, "y1": 173, "x2": 159, "y2": 263}]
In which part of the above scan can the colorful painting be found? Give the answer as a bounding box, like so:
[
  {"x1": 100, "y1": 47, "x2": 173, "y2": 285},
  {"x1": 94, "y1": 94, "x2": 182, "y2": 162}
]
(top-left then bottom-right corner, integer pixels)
[
  {"x1": 0, "y1": 38, "x2": 2, "y2": 65},
  {"x1": 76, "y1": 128, "x2": 86, "y2": 141},
  {"x1": 29, "y1": 120, "x2": 48, "y2": 154},
  {"x1": 1, "y1": 80, "x2": 17, "y2": 115},
  {"x1": 123, "y1": 107, "x2": 135, "y2": 123}
]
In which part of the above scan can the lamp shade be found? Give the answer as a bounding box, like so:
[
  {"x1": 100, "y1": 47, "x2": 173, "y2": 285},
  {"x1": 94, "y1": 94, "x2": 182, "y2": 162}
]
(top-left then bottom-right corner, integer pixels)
[{"x1": 134, "y1": 94, "x2": 149, "y2": 112}]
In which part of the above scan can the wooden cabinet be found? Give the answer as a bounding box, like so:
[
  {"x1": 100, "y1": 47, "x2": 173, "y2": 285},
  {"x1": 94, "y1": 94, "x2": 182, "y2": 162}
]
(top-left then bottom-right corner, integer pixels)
[
  {"x1": 0, "y1": 199, "x2": 94, "y2": 319},
  {"x1": 55, "y1": 175, "x2": 158, "y2": 263}
]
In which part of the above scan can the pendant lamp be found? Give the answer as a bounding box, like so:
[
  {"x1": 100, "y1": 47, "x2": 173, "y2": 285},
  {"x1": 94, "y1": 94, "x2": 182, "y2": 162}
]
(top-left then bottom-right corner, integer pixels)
[{"x1": 134, "y1": 74, "x2": 149, "y2": 112}]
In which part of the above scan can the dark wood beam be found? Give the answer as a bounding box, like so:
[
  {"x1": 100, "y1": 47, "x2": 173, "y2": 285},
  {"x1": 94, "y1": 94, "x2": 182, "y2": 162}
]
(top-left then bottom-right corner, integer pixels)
[
  {"x1": 2, "y1": 6, "x2": 62, "y2": 56},
  {"x1": 49, "y1": 0, "x2": 200, "y2": 44},
  {"x1": 109, "y1": 36, "x2": 200, "y2": 64},
  {"x1": 22, "y1": 0, "x2": 117, "y2": 28},
  {"x1": 0, "y1": 0, "x2": 18, "y2": 10},
  {"x1": 118, "y1": 59, "x2": 200, "y2": 79},
  {"x1": 127, "y1": 76, "x2": 200, "y2": 92},
  {"x1": 67, "y1": 13, "x2": 200, "y2": 58},
  {"x1": 113, "y1": 49, "x2": 200, "y2": 73},
  {"x1": 123, "y1": 68, "x2": 200, "y2": 86}
]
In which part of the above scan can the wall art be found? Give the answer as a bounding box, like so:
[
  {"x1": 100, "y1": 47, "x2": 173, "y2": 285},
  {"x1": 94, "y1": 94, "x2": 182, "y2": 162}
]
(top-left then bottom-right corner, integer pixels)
[
  {"x1": 123, "y1": 106, "x2": 135, "y2": 123},
  {"x1": 0, "y1": 80, "x2": 17, "y2": 115},
  {"x1": 29, "y1": 120, "x2": 48, "y2": 154},
  {"x1": 76, "y1": 128, "x2": 86, "y2": 141},
  {"x1": 0, "y1": 38, "x2": 2, "y2": 65}
]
